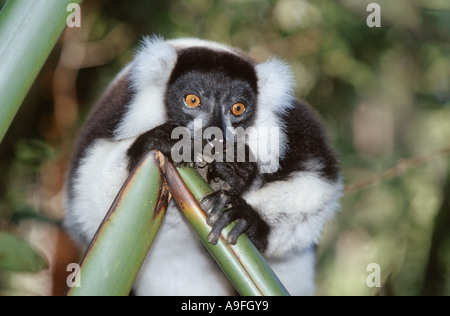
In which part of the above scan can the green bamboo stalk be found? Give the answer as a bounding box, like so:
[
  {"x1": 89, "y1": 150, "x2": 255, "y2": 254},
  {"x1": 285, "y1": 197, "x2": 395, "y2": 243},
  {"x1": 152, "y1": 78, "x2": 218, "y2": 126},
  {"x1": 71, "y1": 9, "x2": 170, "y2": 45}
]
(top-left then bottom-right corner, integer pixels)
[
  {"x1": 66, "y1": 151, "x2": 170, "y2": 296},
  {"x1": 166, "y1": 163, "x2": 290, "y2": 296},
  {"x1": 0, "y1": 0, "x2": 82, "y2": 143}
]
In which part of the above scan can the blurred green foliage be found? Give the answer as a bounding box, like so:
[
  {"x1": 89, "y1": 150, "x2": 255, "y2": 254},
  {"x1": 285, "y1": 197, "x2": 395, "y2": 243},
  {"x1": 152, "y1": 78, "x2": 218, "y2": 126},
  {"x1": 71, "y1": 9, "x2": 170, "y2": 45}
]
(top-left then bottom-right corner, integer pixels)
[
  {"x1": 0, "y1": 232, "x2": 47, "y2": 272},
  {"x1": 0, "y1": 0, "x2": 449, "y2": 295}
]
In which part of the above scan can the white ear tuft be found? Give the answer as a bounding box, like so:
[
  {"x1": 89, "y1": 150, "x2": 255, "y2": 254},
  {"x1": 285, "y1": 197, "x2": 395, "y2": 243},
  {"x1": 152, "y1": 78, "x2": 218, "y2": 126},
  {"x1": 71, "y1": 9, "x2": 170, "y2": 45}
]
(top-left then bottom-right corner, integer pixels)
[
  {"x1": 114, "y1": 36, "x2": 178, "y2": 140},
  {"x1": 256, "y1": 58, "x2": 295, "y2": 114},
  {"x1": 130, "y1": 35, "x2": 178, "y2": 90},
  {"x1": 247, "y1": 59, "x2": 296, "y2": 173}
]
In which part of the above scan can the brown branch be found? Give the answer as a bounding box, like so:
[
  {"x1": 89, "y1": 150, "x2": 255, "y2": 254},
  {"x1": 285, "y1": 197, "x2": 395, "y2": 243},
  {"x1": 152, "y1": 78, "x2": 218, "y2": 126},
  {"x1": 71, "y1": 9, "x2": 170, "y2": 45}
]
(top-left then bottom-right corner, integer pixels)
[{"x1": 344, "y1": 145, "x2": 450, "y2": 195}]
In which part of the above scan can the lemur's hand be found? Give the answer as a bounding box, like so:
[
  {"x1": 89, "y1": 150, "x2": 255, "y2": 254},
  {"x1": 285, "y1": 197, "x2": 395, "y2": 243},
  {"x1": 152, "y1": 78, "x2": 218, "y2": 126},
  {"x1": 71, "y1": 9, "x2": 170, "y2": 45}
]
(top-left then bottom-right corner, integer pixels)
[
  {"x1": 201, "y1": 190, "x2": 270, "y2": 252},
  {"x1": 201, "y1": 146, "x2": 268, "y2": 252},
  {"x1": 127, "y1": 123, "x2": 189, "y2": 171}
]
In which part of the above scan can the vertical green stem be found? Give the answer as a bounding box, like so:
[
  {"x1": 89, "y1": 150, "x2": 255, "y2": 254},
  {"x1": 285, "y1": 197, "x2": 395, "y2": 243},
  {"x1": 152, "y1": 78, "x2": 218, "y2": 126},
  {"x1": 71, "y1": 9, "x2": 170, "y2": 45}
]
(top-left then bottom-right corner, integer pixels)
[{"x1": 0, "y1": 0, "x2": 82, "y2": 142}]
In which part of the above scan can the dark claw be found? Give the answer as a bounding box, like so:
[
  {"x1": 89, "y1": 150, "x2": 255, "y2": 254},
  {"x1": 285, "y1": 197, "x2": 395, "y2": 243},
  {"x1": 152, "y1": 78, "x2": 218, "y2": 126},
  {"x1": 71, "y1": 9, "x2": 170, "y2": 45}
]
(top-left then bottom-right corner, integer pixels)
[
  {"x1": 201, "y1": 190, "x2": 230, "y2": 226},
  {"x1": 199, "y1": 192, "x2": 218, "y2": 212},
  {"x1": 207, "y1": 230, "x2": 220, "y2": 245},
  {"x1": 226, "y1": 219, "x2": 249, "y2": 245},
  {"x1": 207, "y1": 208, "x2": 238, "y2": 245}
]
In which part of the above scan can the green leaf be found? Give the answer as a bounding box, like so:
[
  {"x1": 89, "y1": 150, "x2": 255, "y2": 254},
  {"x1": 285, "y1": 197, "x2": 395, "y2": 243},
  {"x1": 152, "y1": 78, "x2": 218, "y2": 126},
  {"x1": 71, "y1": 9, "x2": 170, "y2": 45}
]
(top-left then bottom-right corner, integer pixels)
[{"x1": 0, "y1": 232, "x2": 47, "y2": 272}]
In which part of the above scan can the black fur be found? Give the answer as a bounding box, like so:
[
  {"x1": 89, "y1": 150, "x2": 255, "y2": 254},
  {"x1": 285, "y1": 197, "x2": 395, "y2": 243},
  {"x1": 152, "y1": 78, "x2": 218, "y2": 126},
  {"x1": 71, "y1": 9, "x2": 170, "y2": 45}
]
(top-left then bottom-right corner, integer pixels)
[
  {"x1": 67, "y1": 70, "x2": 134, "y2": 200},
  {"x1": 126, "y1": 122, "x2": 181, "y2": 171},
  {"x1": 265, "y1": 99, "x2": 340, "y2": 183},
  {"x1": 168, "y1": 47, "x2": 258, "y2": 92}
]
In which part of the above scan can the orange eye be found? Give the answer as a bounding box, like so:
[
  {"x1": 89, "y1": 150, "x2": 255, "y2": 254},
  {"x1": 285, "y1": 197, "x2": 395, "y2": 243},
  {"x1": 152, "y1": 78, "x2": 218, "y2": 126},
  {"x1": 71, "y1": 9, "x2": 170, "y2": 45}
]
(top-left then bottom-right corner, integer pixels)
[
  {"x1": 231, "y1": 102, "x2": 246, "y2": 116},
  {"x1": 184, "y1": 94, "x2": 201, "y2": 108}
]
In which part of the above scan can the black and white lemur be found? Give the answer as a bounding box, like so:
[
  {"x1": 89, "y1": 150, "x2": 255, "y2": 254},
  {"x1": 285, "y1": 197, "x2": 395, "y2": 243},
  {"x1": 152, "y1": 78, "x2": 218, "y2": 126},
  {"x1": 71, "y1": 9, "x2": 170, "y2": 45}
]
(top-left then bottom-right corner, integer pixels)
[{"x1": 64, "y1": 36, "x2": 343, "y2": 295}]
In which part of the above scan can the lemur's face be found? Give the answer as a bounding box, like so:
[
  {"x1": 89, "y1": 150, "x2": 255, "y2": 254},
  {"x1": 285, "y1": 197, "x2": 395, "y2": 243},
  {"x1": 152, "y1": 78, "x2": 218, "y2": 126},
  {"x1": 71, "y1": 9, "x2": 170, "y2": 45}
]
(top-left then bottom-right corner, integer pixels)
[{"x1": 164, "y1": 48, "x2": 258, "y2": 140}]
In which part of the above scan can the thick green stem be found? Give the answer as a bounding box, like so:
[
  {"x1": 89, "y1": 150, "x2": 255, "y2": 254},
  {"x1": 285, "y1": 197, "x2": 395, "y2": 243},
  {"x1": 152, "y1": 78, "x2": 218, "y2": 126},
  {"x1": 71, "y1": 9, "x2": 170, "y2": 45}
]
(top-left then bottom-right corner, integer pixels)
[
  {"x1": 0, "y1": 0, "x2": 82, "y2": 142},
  {"x1": 66, "y1": 151, "x2": 170, "y2": 296}
]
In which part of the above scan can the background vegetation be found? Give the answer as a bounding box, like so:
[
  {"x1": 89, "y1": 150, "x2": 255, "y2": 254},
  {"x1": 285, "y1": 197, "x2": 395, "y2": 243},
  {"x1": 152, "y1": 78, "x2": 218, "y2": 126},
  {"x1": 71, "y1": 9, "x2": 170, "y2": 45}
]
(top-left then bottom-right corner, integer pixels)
[{"x1": 0, "y1": 0, "x2": 449, "y2": 295}]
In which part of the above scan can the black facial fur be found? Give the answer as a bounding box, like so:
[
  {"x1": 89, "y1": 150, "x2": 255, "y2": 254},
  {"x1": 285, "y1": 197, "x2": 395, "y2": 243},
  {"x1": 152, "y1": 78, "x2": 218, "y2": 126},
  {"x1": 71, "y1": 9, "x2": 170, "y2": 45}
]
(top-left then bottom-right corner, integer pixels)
[
  {"x1": 126, "y1": 48, "x2": 260, "y2": 173},
  {"x1": 168, "y1": 47, "x2": 258, "y2": 91},
  {"x1": 165, "y1": 47, "x2": 258, "y2": 133}
]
